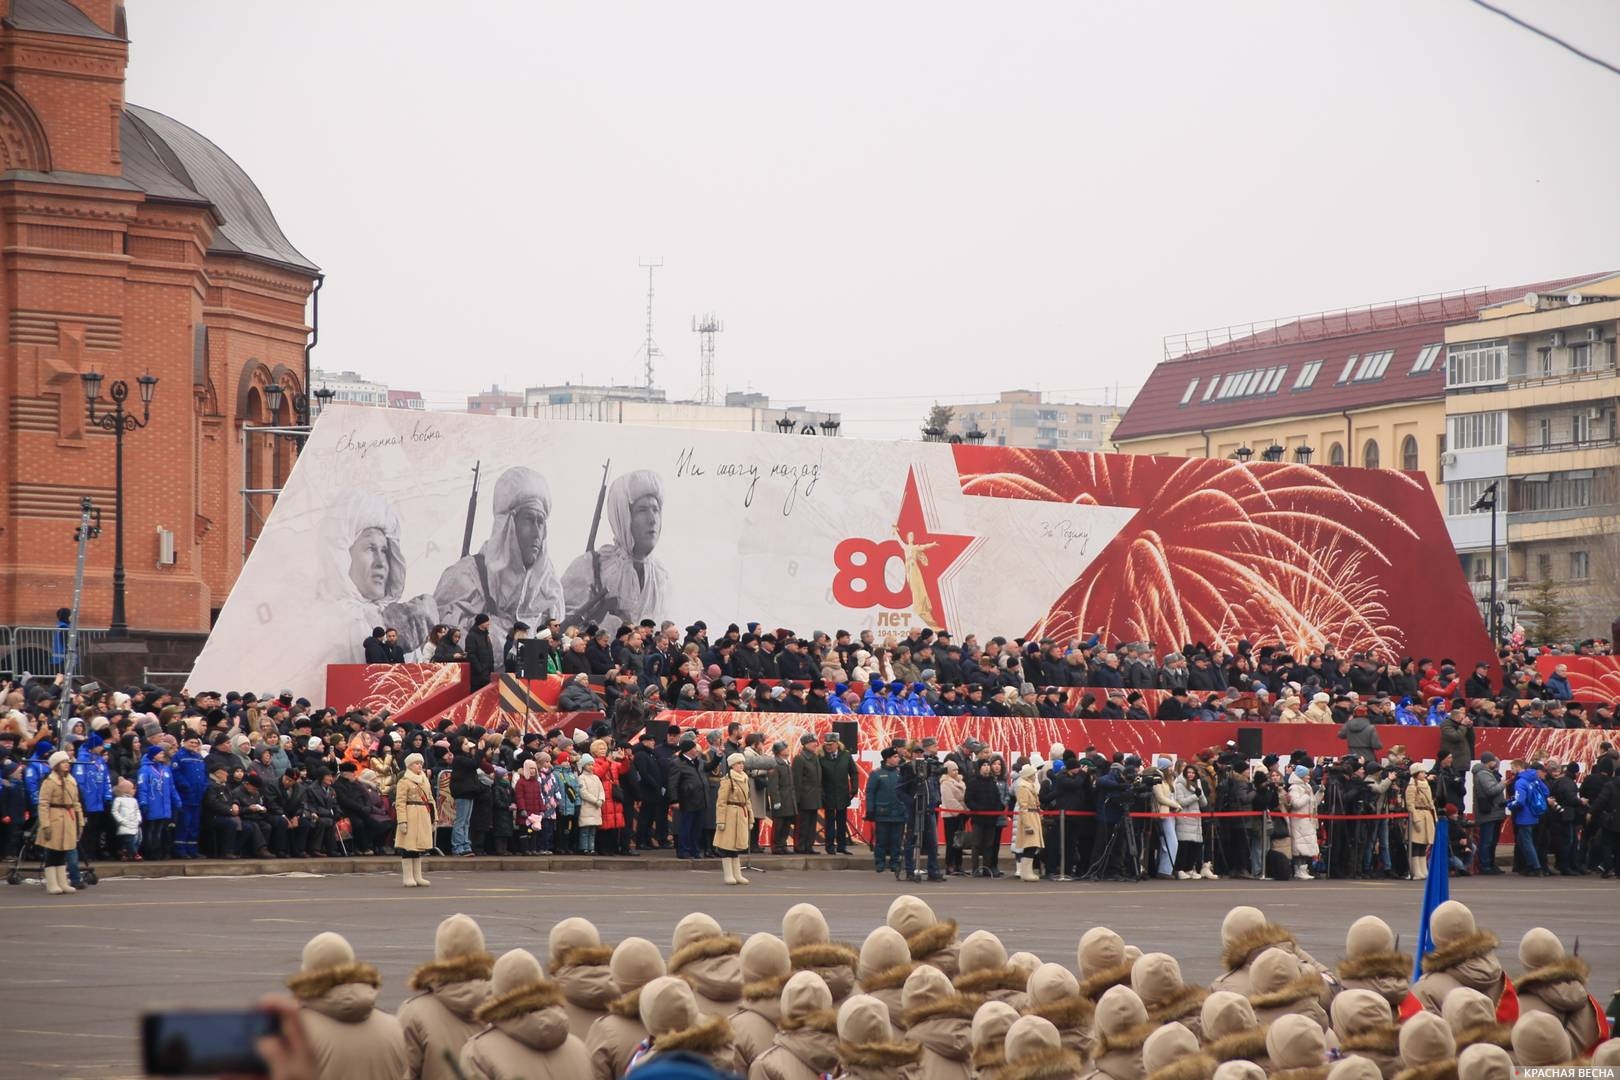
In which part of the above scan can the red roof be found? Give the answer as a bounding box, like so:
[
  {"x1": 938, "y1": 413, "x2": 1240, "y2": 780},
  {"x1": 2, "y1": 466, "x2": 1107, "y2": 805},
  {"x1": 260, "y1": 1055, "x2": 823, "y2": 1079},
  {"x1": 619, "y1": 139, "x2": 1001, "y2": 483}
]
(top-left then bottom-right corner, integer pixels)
[{"x1": 1113, "y1": 275, "x2": 1603, "y2": 442}]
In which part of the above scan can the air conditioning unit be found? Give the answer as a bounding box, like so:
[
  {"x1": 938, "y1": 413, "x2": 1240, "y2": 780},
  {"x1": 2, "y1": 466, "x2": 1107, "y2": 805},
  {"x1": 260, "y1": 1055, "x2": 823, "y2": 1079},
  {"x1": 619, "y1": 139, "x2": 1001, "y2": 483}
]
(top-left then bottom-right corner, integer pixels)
[
  {"x1": 1589, "y1": 406, "x2": 1607, "y2": 421},
  {"x1": 1440, "y1": 451, "x2": 1458, "y2": 467},
  {"x1": 156, "y1": 527, "x2": 175, "y2": 566},
  {"x1": 1588, "y1": 327, "x2": 1604, "y2": 343},
  {"x1": 1549, "y1": 331, "x2": 1566, "y2": 347}
]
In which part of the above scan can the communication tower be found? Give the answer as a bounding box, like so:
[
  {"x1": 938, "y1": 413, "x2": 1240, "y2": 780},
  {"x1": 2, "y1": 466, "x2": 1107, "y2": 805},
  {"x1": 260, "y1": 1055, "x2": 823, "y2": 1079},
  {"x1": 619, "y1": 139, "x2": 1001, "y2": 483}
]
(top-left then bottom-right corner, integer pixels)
[
  {"x1": 692, "y1": 311, "x2": 723, "y2": 405},
  {"x1": 638, "y1": 256, "x2": 663, "y2": 388}
]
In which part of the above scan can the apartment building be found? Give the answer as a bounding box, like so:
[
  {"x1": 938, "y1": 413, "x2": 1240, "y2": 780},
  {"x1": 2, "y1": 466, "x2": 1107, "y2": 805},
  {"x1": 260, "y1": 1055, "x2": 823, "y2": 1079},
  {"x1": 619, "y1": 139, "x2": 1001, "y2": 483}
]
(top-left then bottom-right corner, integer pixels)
[{"x1": 1442, "y1": 272, "x2": 1620, "y2": 638}]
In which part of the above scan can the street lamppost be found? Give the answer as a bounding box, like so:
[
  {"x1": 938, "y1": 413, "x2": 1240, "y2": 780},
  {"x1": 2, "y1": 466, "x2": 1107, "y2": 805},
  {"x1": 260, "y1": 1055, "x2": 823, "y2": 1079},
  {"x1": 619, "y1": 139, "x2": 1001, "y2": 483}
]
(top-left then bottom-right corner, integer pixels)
[
  {"x1": 1261, "y1": 442, "x2": 1286, "y2": 463},
  {"x1": 82, "y1": 370, "x2": 157, "y2": 639},
  {"x1": 1232, "y1": 445, "x2": 1253, "y2": 462},
  {"x1": 965, "y1": 427, "x2": 987, "y2": 445},
  {"x1": 818, "y1": 417, "x2": 841, "y2": 437},
  {"x1": 1471, "y1": 480, "x2": 1500, "y2": 644},
  {"x1": 1294, "y1": 444, "x2": 1314, "y2": 464}
]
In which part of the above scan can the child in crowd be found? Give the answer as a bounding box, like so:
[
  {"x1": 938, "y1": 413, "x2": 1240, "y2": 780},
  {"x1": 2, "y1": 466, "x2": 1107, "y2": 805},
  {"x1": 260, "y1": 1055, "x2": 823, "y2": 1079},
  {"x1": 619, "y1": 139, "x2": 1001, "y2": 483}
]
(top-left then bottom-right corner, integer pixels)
[{"x1": 112, "y1": 777, "x2": 142, "y2": 860}]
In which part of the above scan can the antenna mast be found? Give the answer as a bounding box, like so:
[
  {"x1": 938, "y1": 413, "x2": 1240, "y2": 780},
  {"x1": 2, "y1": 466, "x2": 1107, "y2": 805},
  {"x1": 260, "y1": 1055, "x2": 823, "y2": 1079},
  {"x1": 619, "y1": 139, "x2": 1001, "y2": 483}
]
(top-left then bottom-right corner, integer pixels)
[
  {"x1": 692, "y1": 311, "x2": 723, "y2": 405},
  {"x1": 638, "y1": 256, "x2": 663, "y2": 388}
]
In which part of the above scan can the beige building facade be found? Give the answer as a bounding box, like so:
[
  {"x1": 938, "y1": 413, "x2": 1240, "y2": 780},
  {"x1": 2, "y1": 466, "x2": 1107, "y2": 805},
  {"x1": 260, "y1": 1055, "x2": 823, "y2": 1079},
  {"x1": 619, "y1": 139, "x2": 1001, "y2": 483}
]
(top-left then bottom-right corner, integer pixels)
[{"x1": 1442, "y1": 272, "x2": 1620, "y2": 640}]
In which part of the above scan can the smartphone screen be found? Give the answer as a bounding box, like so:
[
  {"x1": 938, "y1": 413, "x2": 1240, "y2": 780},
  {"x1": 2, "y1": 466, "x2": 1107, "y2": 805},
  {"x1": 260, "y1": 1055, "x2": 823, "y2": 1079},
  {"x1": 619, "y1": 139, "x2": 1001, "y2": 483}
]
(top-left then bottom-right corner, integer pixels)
[{"x1": 141, "y1": 1009, "x2": 279, "y2": 1076}]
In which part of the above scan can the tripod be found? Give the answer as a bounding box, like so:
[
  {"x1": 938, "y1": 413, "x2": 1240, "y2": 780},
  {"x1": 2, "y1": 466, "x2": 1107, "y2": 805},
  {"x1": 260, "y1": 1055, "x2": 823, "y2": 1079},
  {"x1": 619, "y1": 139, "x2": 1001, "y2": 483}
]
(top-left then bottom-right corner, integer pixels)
[
  {"x1": 897, "y1": 796, "x2": 927, "y2": 882},
  {"x1": 1084, "y1": 807, "x2": 1141, "y2": 881}
]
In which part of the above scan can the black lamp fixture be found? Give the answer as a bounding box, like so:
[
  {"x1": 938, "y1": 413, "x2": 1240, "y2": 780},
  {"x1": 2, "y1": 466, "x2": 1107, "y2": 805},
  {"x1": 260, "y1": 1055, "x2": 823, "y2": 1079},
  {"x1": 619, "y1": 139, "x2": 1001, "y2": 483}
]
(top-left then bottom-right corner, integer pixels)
[
  {"x1": 312, "y1": 385, "x2": 336, "y2": 416},
  {"x1": 775, "y1": 414, "x2": 796, "y2": 434},
  {"x1": 263, "y1": 381, "x2": 285, "y2": 419},
  {"x1": 965, "y1": 427, "x2": 987, "y2": 445},
  {"x1": 1261, "y1": 442, "x2": 1285, "y2": 463},
  {"x1": 81, "y1": 368, "x2": 158, "y2": 638},
  {"x1": 818, "y1": 417, "x2": 841, "y2": 437},
  {"x1": 1232, "y1": 445, "x2": 1254, "y2": 462},
  {"x1": 921, "y1": 425, "x2": 945, "y2": 443},
  {"x1": 1294, "y1": 444, "x2": 1314, "y2": 464}
]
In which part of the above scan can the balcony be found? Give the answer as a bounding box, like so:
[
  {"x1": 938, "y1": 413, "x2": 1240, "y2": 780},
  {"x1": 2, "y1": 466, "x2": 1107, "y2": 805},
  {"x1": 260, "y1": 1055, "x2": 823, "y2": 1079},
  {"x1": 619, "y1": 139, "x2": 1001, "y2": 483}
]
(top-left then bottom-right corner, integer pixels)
[{"x1": 1508, "y1": 435, "x2": 1620, "y2": 457}]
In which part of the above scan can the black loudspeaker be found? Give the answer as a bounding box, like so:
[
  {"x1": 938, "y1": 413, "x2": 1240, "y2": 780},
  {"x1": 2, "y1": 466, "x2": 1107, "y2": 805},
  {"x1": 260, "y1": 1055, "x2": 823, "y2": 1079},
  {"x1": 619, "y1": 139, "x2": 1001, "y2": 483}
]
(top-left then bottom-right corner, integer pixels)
[
  {"x1": 831, "y1": 720, "x2": 858, "y2": 749},
  {"x1": 644, "y1": 718, "x2": 671, "y2": 743},
  {"x1": 1236, "y1": 727, "x2": 1263, "y2": 758}
]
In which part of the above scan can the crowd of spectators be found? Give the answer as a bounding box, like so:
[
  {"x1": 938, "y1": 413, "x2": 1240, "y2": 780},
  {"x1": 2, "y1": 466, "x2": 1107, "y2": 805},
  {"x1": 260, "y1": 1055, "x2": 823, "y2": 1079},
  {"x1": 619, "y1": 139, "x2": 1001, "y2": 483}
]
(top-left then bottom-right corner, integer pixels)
[{"x1": 2, "y1": 618, "x2": 1617, "y2": 887}]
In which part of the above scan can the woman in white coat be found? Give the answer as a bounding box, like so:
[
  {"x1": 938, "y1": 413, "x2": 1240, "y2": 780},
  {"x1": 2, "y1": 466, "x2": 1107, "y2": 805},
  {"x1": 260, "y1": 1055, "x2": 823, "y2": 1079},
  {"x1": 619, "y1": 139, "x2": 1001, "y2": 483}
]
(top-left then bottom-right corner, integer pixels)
[
  {"x1": 1284, "y1": 765, "x2": 1323, "y2": 881},
  {"x1": 1171, "y1": 765, "x2": 1212, "y2": 880}
]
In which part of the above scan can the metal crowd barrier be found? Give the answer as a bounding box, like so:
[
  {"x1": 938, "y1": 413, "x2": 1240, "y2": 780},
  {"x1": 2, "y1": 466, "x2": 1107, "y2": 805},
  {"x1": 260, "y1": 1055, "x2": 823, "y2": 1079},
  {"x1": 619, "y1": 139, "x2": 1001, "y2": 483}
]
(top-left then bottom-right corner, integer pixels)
[{"x1": 0, "y1": 625, "x2": 108, "y2": 680}]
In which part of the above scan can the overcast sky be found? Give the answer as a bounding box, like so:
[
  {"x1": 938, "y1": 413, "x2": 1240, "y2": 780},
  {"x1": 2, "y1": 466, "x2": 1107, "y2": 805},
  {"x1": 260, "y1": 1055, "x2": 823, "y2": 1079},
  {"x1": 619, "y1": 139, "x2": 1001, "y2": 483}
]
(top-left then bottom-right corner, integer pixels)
[{"x1": 125, "y1": 1, "x2": 1620, "y2": 438}]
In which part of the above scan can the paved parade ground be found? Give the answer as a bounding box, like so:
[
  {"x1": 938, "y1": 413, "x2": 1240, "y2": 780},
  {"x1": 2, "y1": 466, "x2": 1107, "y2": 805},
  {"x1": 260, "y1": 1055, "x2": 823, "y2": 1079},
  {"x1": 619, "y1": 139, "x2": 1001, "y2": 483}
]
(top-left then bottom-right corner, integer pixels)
[{"x1": 2, "y1": 868, "x2": 1615, "y2": 1078}]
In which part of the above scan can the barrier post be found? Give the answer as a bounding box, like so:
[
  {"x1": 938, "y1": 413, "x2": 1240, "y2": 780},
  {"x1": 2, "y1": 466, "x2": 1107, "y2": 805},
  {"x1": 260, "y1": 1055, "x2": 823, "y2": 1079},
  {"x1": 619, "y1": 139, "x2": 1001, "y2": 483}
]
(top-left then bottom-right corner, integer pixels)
[
  {"x1": 1055, "y1": 810, "x2": 1073, "y2": 882},
  {"x1": 1260, "y1": 809, "x2": 1270, "y2": 881}
]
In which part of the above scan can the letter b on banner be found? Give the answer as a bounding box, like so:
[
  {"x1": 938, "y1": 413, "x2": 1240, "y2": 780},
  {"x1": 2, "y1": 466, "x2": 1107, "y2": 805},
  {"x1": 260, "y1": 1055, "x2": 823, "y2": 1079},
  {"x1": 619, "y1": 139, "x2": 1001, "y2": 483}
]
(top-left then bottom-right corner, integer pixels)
[{"x1": 832, "y1": 538, "x2": 910, "y2": 608}]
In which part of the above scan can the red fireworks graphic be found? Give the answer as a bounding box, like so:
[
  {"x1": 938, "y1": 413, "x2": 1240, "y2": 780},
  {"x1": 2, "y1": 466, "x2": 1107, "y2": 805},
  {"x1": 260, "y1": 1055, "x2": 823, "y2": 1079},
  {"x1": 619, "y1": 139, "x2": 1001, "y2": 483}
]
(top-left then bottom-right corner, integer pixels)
[{"x1": 953, "y1": 448, "x2": 1479, "y2": 663}]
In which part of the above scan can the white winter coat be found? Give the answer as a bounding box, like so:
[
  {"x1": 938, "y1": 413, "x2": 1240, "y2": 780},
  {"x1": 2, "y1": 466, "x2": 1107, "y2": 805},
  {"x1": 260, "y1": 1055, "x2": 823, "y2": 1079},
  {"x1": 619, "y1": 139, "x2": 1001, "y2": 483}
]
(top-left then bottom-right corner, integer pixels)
[
  {"x1": 1285, "y1": 776, "x2": 1322, "y2": 858},
  {"x1": 1171, "y1": 775, "x2": 1207, "y2": 843}
]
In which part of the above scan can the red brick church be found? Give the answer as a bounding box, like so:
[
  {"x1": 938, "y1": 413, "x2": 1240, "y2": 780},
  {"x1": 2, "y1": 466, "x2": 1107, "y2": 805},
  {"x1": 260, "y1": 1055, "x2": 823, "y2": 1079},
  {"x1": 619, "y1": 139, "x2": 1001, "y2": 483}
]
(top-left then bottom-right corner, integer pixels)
[{"x1": 1, "y1": 0, "x2": 319, "y2": 677}]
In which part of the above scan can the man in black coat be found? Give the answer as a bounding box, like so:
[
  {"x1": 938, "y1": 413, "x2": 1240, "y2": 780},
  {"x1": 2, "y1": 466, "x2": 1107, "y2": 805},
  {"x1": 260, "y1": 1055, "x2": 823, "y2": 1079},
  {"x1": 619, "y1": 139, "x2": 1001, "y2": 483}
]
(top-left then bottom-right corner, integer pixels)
[
  {"x1": 632, "y1": 731, "x2": 668, "y2": 850},
  {"x1": 731, "y1": 635, "x2": 765, "y2": 679},
  {"x1": 276, "y1": 768, "x2": 309, "y2": 857},
  {"x1": 666, "y1": 738, "x2": 707, "y2": 859},
  {"x1": 202, "y1": 764, "x2": 244, "y2": 858},
  {"x1": 362, "y1": 627, "x2": 390, "y2": 664},
  {"x1": 465, "y1": 613, "x2": 496, "y2": 689}
]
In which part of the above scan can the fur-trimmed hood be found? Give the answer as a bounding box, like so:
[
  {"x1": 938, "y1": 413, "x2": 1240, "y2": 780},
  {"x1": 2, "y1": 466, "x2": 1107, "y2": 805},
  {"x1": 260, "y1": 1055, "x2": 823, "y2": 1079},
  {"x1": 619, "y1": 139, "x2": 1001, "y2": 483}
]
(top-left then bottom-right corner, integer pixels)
[
  {"x1": 551, "y1": 944, "x2": 614, "y2": 972},
  {"x1": 744, "y1": 972, "x2": 791, "y2": 1002},
  {"x1": 957, "y1": 965, "x2": 1031, "y2": 996},
  {"x1": 780, "y1": 1007, "x2": 840, "y2": 1035},
  {"x1": 858, "y1": 962, "x2": 916, "y2": 994},
  {"x1": 1340, "y1": 1024, "x2": 1400, "y2": 1056},
  {"x1": 1004, "y1": 1046, "x2": 1087, "y2": 1079},
  {"x1": 607, "y1": 985, "x2": 646, "y2": 1019},
  {"x1": 902, "y1": 992, "x2": 981, "y2": 1029},
  {"x1": 1221, "y1": 924, "x2": 1297, "y2": 973},
  {"x1": 790, "y1": 943, "x2": 859, "y2": 1000},
  {"x1": 1338, "y1": 951, "x2": 1413, "y2": 984},
  {"x1": 973, "y1": 1043, "x2": 1009, "y2": 1076},
  {"x1": 669, "y1": 934, "x2": 743, "y2": 975},
  {"x1": 908, "y1": 919, "x2": 960, "y2": 962},
  {"x1": 1030, "y1": 994, "x2": 1096, "y2": 1031},
  {"x1": 653, "y1": 1012, "x2": 735, "y2": 1055},
  {"x1": 1420, "y1": 932, "x2": 1499, "y2": 976},
  {"x1": 1145, "y1": 984, "x2": 1208, "y2": 1026},
  {"x1": 839, "y1": 1037, "x2": 924, "y2": 1070},
  {"x1": 1146, "y1": 1052, "x2": 1216, "y2": 1080},
  {"x1": 409, "y1": 951, "x2": 495, "y2": 992},
  {"x1": 1249, "y1": 975, "x2": 1325, "y2": 1013},
  {"x1": 1095, "y1": 1019, "x2": 1160, "y2": 1057},
  {"x1": 1514, "y1": 956, "x2": 1589, "y2": 999},
  {"x1": 790, "y1": 942, "x2": 861, "y2": 971},
  {"x1": 475, "y1": 980, "x2": 564, "y2": 1024},
  {"x1": 1452, "y1": 1022, "x2": 1511, "y2": 1052},
  {"x1": 1207, "y1": 1025, "x2": 1270, "y2": 1064},
  {"x1": 474, "y1": 980, "x2": 573, "y2": 1053},
  {"x1": 1079, "y1": 960, "x2": 1137, "y2": 1003},
  {"x1": 1393, "y1": 1060, "x2": 1459, "y2": 1080},
  {"x1": 287, "y1": 962, "x2": 382, "y2": 1023}
]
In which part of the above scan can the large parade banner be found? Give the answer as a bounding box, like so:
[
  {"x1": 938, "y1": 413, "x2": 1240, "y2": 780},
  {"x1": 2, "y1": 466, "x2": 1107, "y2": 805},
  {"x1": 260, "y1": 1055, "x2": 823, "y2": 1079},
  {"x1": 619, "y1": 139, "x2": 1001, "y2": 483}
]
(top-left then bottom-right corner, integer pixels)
[{"x1": 189, "y1": 405, "x2": 1492, "y2": 702}]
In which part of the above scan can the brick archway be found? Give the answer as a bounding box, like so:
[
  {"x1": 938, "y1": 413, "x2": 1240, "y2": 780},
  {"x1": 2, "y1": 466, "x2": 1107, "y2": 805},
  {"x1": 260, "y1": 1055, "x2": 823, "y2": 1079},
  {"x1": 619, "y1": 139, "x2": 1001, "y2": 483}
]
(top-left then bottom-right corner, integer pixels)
[{"x1": 0, "y1": 84, "x2": 52, "y2": 172}]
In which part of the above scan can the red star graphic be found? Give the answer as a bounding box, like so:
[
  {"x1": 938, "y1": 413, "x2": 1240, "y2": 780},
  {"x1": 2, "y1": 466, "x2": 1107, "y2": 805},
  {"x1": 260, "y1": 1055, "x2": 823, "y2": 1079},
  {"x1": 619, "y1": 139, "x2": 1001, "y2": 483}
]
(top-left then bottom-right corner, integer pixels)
[{"x1": 893, "y1": 467, "x2": 975, "y2": 631}]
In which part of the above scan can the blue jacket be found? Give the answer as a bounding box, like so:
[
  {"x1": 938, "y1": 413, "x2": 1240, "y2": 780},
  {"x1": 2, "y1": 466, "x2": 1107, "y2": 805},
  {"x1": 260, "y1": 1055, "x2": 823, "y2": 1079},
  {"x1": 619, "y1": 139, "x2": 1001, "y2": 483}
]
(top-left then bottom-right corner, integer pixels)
[
  {"x1": 1508, "y1": 770, "x2": 1548, "y2": 826},
  {"x1": 864, "y1": 765, "x2": 907, "y2": 823},
  {"x1": 24, "y1": 744, "x2": 55, "y2": 807},
  {"x1": 72, "y1": 748, "x2": 112, "y2": 813},
  {"x1": 1545, "y1": 673, "x2": 1572, "y2": 701},
  {"x1": 138, "y1": 747, "x2": 179, "y2": 821},
  {"x1": 858, "y1": 692, "x2": 886, "y2": 715},
  {"x1": 171, "y1": 746, "x2": 209, "y2": 808},
  {"x1": 0, "y1": 765, "x2": 28, "y2": 827},
  {"x1": 828, "y1": 696, "x2": 852, "y2": 715}
]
